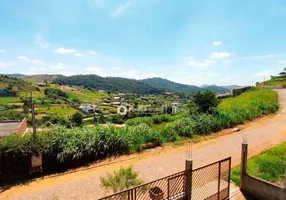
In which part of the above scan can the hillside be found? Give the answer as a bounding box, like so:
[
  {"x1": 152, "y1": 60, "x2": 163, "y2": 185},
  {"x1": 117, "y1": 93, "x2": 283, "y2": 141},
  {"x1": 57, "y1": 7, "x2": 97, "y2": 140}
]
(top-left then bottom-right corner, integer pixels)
[
  {"x1": 20, "y1": 74, "x2": 63, "y2": 84},
  {"x1": 53, "y1": 74, "x2": 164, "y2": 94},
  {"x1": 142, "y1": 77, "x2": 230, "y2": 93},
  {"x1": 0, "y1": 75, "x2": 36, "y2": 91},
  {"x1": 142, "y1": 77, "x2": 200, "y2": 93}
]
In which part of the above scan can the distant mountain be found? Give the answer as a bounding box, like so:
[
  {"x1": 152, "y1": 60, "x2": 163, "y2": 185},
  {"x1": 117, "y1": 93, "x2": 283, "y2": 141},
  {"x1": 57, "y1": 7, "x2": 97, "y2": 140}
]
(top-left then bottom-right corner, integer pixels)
[
  {"x1": 142, "y1": 78, "x2": 230, "y2": 94},
  {"x1": 224, "y1": 85, "x2": 241, "y2": 90},
  {"x1": 0, "y1": 75, "x2": 36, "y2": 90},
  {"x1": 142, "y1": 77, "x2": 200, "y2": 93},
  {"x1": 53, "y1": 74, "x2": 163, "y2": 94},
  {"x1": 5, "y1": 74, "x2": 25, "y2": 78}
]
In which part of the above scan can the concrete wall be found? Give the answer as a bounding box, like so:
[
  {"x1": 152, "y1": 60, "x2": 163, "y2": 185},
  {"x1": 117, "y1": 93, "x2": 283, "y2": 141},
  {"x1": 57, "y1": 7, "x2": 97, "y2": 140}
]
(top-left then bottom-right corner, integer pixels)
[
  {"x1": 242, "y1": 174, "x2": 284, "y2": 200},
  {"x1": 240, "y1": 143, "x2": 285, "y2": 200},
  {"x1": 16, "y1": 118, "x2": 27, "y2": 134}
]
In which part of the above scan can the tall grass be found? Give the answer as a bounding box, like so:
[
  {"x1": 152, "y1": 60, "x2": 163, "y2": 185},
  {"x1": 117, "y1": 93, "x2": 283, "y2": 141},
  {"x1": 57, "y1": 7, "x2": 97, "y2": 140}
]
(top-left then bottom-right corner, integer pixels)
[{"x1": 125, "y1": 114, "x2": 180, "y2": 126}]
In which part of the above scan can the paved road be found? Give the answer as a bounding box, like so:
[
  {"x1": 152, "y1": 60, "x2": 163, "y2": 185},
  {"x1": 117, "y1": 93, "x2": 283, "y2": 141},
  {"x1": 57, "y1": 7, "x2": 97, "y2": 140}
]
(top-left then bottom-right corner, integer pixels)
[{"x1": 1, "y1": 89, "x2": 286, "y2": 200}]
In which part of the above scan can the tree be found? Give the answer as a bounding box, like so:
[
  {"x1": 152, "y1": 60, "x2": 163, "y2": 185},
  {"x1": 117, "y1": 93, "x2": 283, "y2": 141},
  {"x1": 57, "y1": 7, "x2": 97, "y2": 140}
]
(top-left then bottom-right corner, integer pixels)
[
  {"x1": 71, "y1": 111, "x2": 83, "y2": 126},
  {"x1": 100, "y1": 167, "x2": 144, "y2": 193},
  {"x1": 192, "y1": 90, "x2": 220, "y2": 114}
]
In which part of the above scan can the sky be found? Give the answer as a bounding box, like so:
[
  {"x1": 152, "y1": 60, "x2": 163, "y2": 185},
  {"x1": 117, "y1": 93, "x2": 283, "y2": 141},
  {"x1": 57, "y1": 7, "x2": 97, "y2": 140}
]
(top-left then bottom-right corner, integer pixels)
[{"x1": 1, "y1": 0, "x2": 286, "y2": 86}]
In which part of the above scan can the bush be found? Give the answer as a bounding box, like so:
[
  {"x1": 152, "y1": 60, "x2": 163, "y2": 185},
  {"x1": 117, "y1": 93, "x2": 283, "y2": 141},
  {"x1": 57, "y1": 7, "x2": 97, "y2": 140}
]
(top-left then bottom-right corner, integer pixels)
[
  {"x1": 71, "y1": 111, "x2": 83, "y2": 126},
  {"x1": 100, "y1": 167, "x2": 144, "y2": 193},
  {"x1": 0, "y1": 110, "x2": 26, "y2": 120}
]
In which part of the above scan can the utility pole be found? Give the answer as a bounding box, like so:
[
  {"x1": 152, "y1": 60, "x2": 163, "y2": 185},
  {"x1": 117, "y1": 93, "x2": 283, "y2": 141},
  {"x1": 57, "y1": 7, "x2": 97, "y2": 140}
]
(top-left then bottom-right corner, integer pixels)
[{"x1": 30, "y1": 91, "x2": 36, "y2": 139}]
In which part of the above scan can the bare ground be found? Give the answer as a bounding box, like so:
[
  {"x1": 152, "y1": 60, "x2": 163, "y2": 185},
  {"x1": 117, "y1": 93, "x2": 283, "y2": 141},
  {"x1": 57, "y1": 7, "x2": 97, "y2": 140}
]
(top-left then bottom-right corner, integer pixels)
[{"x1": 1, "y1": 89, "x2": 286, "y2": 200}]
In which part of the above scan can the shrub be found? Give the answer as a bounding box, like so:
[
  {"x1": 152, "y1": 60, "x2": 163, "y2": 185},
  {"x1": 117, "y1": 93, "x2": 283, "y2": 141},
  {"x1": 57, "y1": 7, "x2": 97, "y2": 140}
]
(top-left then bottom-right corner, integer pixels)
[
  {"x1": 0, "y1": 110, "x2": 26, "y2": 120},
  {"x1": 71, "y1": 111, "x2": 84, "y2": 126},
  {"x1": 100, "y1": 167, "x2": 144, "y2": 193}
]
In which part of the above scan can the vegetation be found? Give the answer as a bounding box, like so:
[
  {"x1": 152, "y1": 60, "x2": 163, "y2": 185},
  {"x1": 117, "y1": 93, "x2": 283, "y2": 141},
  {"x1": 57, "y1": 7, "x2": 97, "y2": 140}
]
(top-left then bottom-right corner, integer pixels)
[
  {"x1": 100, "y1": 167, "x2": 144, "y2": 193},
  {"x1": 192, "y1": 90, "x2": 220, "y2": 114},
  {"x1": 142, "y1": 77, "x2": 229, "y2": 93},
  {"x1": 0, "y1": 110, "x2": 26, "y2": 120},
  {"x1": 71, "y1": 111, "x2": 84, "y2": 126},
  {"x1": 53, "y1": 75, "x2": 164, "y2": 94},
  {"x1": 231, "y1": 142, "x2": 286, "y2": 185}
]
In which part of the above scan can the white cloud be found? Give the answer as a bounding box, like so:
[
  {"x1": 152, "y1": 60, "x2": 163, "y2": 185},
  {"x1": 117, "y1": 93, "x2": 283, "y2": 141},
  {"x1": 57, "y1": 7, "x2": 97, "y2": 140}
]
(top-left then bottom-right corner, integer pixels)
[
  {"x1": 55, "y1": 48, "x2": 77, "y2": 54},
  {"x1": 87, "y1": 50, "x2": 98, "y2": 55},
  {"x1": 49, "y1": 63, "x2": 66, "y2": 70},
  {"x1": 85, "y1": 67, "x2": 102, "y2": 72},
  {"x1": 111, "y1": 67, "x2": 121, "y2": 70},
  {"x1": 111, "y1": 1, "x2": 132, "y2": 18},
  {"x1": 0, "y1": 61, "x2": 14, "y2": 68},
  {"x1": 18, "y1": 56, "x2": 44, "y2": 64},
  {"x1": 277, "y1": 60, "x2": 286, "y2": 63},
  {"x1": 252, "y1": 70, "x2": 275, "y2": 78},
  {"x1": 24, "y1": 67, "x2": 47, "y2": 75},
  {"x1": 212, "y1": 41, "x2": 223, "y2": 46},
  {"x1": 210, "y1": 52, "x2": 230, "y2": 59},
  {"x1": 0, "y1": 49, "x2": 6, "y2": 53},
  {"x1": 222, "y1": 60, "x2": 231, "y2": 64},
  {"x1": 74, "y1": 53, "x2": 84, "y2": 57},
  {"x1": 34, "y1": 33, "x2": 50, "y2": 48},
  {"x1": 187, "y1": 57, "x2": 216, "y2": 68}
]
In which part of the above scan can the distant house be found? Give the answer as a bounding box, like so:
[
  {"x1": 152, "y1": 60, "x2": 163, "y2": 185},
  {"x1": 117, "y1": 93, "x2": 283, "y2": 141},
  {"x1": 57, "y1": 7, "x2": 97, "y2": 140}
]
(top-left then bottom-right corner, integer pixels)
[
  {"x1": 113, "y1": 96, "x2": 121, "y2": 100},
  {"x1": 118, "y1": 93, "x2": 126, "y2": 96},
  {"x1": 112, "y1": 102, "x2": 121, "y2": 106},
  {"x1": 0, "y1": 90, "x2": 8, "y2": 97},
  {"x1": 37, "y1": 83, "x2": 49, "y2": 87},
  {"x1": 79, "y1": 104, "x2": 96, "y2": 113},
  {"x1": 164, "y1": 92, "x2": 174, "y2": 96},
  {"x1": 98, "y1": 90, "x2": 105, "y2": 93}
]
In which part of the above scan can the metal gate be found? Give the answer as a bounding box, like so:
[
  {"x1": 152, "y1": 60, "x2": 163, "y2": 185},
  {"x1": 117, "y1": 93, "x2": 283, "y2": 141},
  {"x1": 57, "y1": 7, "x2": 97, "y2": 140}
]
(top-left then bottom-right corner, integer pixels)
[{"x1": 98, "y1": 157, "x2": 231, "y2": 200}]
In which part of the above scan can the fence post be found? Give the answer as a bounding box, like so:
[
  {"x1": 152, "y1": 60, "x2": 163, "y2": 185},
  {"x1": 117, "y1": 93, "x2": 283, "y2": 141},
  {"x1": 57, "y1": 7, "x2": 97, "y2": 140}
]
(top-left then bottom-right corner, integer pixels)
[
  {"x1": 240, "y1": 142, "x2": 248, "y2": 190},
  {"x1": 185, "y1": 159, "x2": 193, "y2": 200},
  {"x1": 284, "y1": 164, "x2": 286, "y2": 200}
]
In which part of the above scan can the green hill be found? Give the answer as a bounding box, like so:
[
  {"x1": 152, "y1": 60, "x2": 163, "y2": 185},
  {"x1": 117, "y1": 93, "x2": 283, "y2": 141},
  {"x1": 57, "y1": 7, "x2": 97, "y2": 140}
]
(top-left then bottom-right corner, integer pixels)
[
  {"x1": 0, "y1": 75, "x2": 36, "y2": 91},
  {"x1": 20, "y1": 74, "x2": 63, "y2": 84},
  {"x1": 142, "y1": 77, "x2": 200, "y2": 93},
  {"x1": 53, "y1": 74, "x2": 164, "y2": 94},
  {"x1": 142, "y1": 77, "x2": 229, "y2": 93}
]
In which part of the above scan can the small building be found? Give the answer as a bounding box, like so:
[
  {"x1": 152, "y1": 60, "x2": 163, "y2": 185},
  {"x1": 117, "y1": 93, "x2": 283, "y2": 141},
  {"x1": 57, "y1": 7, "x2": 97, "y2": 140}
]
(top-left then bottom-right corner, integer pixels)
[
  {"x1": 113, "y1": 96, "x2": 121, "y2": 100},
  {"x1": 98, "y1": 90, "x2": 105, "y2": 93},
  {"x1": 0, "y1": 119, "x2": 27, "y2": 139},
  {"x1": 79, "y1": 104, "x2": 96, "y2": 113},
  {"x1": 37, "y1": 83, "x2": 49, "y2": 87},
  {"x1": 164, "y1": 92, "x2": 174, "y2": 96},
  {"x1": 118, "y1": 93, "x2": 126, "y2": 96},
  {"x1": 112, "y1": 102, "x2": 121, "y2": 106}
]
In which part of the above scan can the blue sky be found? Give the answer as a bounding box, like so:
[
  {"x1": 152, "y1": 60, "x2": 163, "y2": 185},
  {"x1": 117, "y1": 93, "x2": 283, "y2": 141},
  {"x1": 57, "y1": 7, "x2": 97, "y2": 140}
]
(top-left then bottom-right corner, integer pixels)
[{"x1": 1, "y1": 0, "x2": 286, "y2": 86}]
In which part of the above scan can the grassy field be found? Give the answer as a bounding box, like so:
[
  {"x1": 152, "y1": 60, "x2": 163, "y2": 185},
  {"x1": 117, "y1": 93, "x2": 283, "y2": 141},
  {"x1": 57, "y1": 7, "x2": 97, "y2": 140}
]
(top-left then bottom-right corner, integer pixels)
[
  {"x1": 219, "y1": 89, "x2": 277, "y2": 109},
  {"x1": 66, "y1": 90, "x2": 108, "y2": 103},
  {"x1": 231, "y1": 142, "x2": 286, "y2": 186},
  {"x1": 35, "y1": 106, "x2": 78, "y2": 117},
  {"x1": 0, "y1": 97, "x2": 20, "y2": 104}
]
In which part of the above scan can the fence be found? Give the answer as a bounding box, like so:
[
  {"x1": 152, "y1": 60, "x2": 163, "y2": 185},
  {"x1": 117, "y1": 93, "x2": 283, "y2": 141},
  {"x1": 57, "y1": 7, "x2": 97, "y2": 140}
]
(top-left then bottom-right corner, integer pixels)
[{"x1": 98, "y1": 157, "x2": 231, "y2": 200}]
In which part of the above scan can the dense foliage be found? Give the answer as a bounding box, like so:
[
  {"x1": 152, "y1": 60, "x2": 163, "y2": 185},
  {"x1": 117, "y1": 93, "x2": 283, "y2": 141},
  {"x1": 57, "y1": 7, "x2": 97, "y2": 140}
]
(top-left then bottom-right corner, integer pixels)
[
  {"x1": 142, "y1": 77, "x2": 229, "y2": 93},
  {"x1": 0, "y1": 110, "x2": 26, "y2": 120},
  {"x1": 192, "y1": 90, "x2": 220, "y2": 114},
  {"x1": 53, "y1": 75, "x2": 164, "y2": 94}
]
